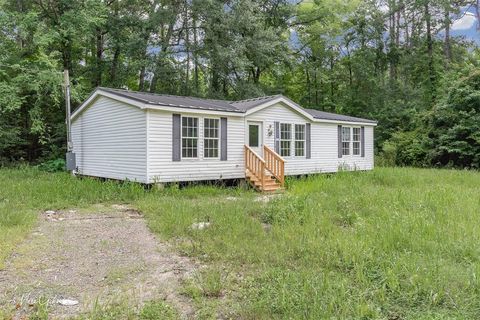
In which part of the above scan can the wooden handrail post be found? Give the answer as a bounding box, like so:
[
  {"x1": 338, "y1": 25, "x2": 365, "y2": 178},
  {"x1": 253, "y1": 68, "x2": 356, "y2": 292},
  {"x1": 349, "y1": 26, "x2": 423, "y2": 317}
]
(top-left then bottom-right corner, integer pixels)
[
  {"x1": 261, "y1": 161, "x2": 265, "y2": 190},
  {"x1": 263, "y1": 145, "x2": 285, "y2": 187},
  {"x1": 244, "y1": 145, "x2": 247, "y2": 171}
]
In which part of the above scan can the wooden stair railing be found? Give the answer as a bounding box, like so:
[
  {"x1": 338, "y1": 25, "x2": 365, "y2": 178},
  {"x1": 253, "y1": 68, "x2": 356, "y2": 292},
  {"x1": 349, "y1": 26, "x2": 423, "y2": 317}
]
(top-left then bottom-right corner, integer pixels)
[
  {"x1": 244, "y1": 145, "x2": 266, "y2": 190},
  {"x1": 244, "y1": 145, "x2": 285, "y2": 192},
  {"x1": 263, "y1": 145, "x2": 285, "y2": 187}
]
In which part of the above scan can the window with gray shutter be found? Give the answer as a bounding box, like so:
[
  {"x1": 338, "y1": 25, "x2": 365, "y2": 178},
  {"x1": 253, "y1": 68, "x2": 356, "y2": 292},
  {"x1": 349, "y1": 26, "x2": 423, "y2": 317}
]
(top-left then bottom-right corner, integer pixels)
[
  {"x1": 274, "y1": 121, "x2": 280, "y2": 153},
  {"x1": 221, "y1": 117, "x2": 227, "y2": 160},
  {"x1": 361, "y1": 126, "x2": 365, "y2": 157},
  {"x1": 306, "y1": 123, "x2": 311, "y2": 159},
  {"x1": 280, "y1": 123, "x2": 292, "y2": 157},
  {"x1": 342, "y1": 127, "x2": 351, "y2": 156},
  {"x1": 294, "y1": 124, "x2": 305, "y2": 157},
  {"x1": 181, "y1": 117, "x2": 199, "y2": 158},
  {"x1": 203, "y1": 118, "x2": 219, "y2": 158},
  {"x1": 172, "y1": 114, "x2": 181, "y2": 161},
  {"x1": 353, "y1": 127, "x2": 361, "y2": 155},
  {"x1": 337, "y1": 125, "x2": 342, "y2": 158}
]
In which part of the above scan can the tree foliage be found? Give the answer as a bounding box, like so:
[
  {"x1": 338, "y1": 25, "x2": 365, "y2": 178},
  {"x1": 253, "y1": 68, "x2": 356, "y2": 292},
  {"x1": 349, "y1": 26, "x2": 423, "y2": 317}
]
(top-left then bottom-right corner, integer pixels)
[
  {"x1": 0, "y1": 0, "x2": 479, "y2": 167},
  {"x1": 427, "y1": 70, "x2": 480, "y2": 168}
]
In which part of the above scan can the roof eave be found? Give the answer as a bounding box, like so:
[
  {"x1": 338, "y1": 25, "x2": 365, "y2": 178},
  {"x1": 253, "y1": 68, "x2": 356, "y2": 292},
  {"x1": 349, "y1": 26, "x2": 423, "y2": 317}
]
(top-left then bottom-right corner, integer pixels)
[
  {"x1": 144, "y1": 104, "x2": 244, "y2": 116},
  {"x1": 72, "y1": 89, "x2": 378, "y2": 125},
  {"x1": 312, "y1": 117, "x2": 378, "y2": 126},
  {"x1": 244, "y1": 96, "x2": 317, "y2": 121},
  {"x1": 71, "y1": 88, "x2": 148, "y2": 120}
]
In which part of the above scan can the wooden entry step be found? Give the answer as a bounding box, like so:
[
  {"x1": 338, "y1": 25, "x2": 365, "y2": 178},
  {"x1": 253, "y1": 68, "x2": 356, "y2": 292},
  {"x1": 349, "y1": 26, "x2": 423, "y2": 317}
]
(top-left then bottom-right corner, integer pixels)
[
  {"x1": 245, "y1": 169, "x2": 283, "y2": 193},
  {"x1": 244, "y1": 144, "x2": 285, "y2": 192}
]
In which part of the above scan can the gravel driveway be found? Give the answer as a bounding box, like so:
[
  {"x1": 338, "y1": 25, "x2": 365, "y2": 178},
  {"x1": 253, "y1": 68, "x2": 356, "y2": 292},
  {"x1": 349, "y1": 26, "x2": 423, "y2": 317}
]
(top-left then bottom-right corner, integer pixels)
[{"x1": 0, "y1": 205, "x2": 196, "y2": 319}]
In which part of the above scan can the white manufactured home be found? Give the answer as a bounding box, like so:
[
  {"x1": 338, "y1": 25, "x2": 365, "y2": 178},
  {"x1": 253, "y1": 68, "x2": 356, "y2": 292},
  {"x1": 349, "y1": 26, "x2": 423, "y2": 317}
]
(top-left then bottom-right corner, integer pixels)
[{"x1": 71, "y1": 88, "x2": 377, "y2": 191}]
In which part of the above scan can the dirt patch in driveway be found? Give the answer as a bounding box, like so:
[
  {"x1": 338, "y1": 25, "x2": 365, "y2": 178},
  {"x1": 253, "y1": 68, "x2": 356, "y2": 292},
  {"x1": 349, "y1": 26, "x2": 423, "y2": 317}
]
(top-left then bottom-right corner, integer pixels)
[{"x1": 0, "y1": 205, "x2": 196, "y2": 319}]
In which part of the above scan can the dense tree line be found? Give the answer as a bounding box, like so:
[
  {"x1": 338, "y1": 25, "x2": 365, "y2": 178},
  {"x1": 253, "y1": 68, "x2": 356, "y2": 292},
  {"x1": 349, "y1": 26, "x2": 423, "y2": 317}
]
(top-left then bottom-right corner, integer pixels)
[{"x1": 0, "y1": 0, "x2": 479, "y2": 168}]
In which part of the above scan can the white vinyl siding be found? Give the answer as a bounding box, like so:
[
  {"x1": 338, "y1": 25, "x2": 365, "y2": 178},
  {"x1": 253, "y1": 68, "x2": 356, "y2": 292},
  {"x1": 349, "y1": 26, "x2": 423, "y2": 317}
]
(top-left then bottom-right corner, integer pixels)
[
  {"x1": 71, "y1": 96, "x2": 147, "y2": 182},
  {"x1": 72, "y1": 95, "x2": 375, "y2": 184},
  {"x1": 147, "y1": 110, "x2": 245, "y2": 183},
  {"x1": 246, "y1": 102, "x2": 374, "y2": 175}
]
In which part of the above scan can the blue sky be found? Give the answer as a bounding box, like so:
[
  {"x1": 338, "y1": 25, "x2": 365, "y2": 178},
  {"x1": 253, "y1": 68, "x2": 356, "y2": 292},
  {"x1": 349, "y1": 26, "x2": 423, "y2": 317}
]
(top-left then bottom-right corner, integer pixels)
[{"x1": 449, "y1": 5, "x2": 479, "y2": 45}]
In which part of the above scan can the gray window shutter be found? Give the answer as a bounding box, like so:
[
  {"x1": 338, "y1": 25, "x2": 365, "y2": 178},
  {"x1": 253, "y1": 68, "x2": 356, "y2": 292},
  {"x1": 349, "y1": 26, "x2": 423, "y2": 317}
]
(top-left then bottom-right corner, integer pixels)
[
  {"x1": 221, "y1": 117, "x2": 227, "y2": 161},
  {"x1": 172, "y1": 114, "x2": 181, "y2": 161},
  {"x1": 361, "y1": 126, "x2": 365, "y2": 158},
  {"x1": 306, "y1": 123, "x2": 311, "y2": 159},
  {"x1": 338, "y1": 125, "x2": 342, "y2": 158},
  {"x1": 274, "y1": 122, "x2": 280, "y2": 153}
]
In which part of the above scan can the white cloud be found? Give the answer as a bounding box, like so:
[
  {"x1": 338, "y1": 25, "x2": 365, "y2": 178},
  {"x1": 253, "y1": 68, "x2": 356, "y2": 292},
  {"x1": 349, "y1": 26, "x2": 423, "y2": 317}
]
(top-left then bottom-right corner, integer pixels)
[{"x1": 451, "y1": 12, "x2": 477, "y2": 31}]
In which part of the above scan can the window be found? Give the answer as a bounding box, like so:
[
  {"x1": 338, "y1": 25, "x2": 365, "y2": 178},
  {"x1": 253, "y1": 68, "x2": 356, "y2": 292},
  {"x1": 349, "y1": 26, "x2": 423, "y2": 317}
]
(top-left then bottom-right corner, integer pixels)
[
  {"x1": 182, "y1": 117, "x2": 198, "y2": 158},
  {"x1": 342, "y1": 127, "x2": 350, "y2": 156},
  {"x1": 295, "y1": 124, "x2": 305, "y2": 156},
  {"x1": 204, "y1": 118, "x2": 219, "y2": 158},
  {"x1": 352, "y1": 127, "x2": 360, "y2": 155},
  {"x1": 280, "y1": 123, "x2": 291, "y2": 157},
  {"x1": 249, "y1": 124, "x2": 259, "y2": 147}
]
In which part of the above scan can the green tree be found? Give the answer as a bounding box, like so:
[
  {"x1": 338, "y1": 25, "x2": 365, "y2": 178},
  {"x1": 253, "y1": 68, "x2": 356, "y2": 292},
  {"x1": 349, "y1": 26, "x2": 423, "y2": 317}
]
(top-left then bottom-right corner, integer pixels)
[{"x1": 427, "y1": 69, "x2": 480, "y2": 168}]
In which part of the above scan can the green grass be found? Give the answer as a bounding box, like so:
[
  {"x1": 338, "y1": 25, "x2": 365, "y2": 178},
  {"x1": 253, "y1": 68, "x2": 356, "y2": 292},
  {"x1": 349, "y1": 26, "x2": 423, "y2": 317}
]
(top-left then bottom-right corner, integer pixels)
[
  {"x1": 0, "y1": 166, "x2": 146, "y2": 268},
  {"x1": 1, "y1": 166, "x2": 480, "y2": 318},
  {"x1": 78, "y1": 299, "x2": 177, "y2": 320}
]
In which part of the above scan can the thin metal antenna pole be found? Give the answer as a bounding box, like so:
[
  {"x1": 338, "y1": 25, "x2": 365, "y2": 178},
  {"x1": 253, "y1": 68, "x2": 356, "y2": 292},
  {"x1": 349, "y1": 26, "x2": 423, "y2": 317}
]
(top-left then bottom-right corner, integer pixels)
[
  {"x1": 64, "y1": 70, "x2": 72, "y2": 152},
  {"x1": 64, "y1": 70, "x2": 76, "y2": 174}
]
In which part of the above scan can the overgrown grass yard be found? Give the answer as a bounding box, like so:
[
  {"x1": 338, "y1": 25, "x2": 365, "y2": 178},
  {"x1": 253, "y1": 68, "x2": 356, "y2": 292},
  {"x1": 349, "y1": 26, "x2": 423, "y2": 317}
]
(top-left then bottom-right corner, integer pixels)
[{"x1": 1, "y1": 167, "x2": 480, "y2": 318}]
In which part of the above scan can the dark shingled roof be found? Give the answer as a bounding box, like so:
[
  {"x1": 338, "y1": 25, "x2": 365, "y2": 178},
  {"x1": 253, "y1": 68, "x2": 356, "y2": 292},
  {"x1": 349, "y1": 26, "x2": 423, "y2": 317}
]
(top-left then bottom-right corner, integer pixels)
[
  {"x1": 98, "y1": 87, "x2": 240, "y2": 112},
  {"x1": 304, "y1": 108, "x2": 377, "y2": 124},
  {"x1": 96, "y1": 87, "x2": 376, "y2": 124},
  {"x1": 230, "y1": 95, "x2": 281, "y2": 111}
]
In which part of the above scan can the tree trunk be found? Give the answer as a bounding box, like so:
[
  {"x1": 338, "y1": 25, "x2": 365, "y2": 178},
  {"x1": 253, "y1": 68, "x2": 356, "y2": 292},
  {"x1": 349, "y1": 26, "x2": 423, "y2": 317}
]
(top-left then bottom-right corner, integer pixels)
[
  {"x1": 193, "y1": 15, "x2": 199, "y2": 94},
  {"x1": 388, "y1": 0, "x2": 397, "y2": 81},
  {"x1": 138, "y1": 23, "x2": 152, "y2": 92},
  {"x1": 329, "y1": 53, "x2": 334, "y2": 102},
  {"x1": 95, "y1": 27, "x2": 103, "y2": 86},
  {"x1": 62, "y1": 40, "x2": 72, "y2": 77},
  {"x1": 150, "y1": 71, "x2": 158, "y2": 93},
  {"x1": 16, "y1": 0, "x2": 25, "y2": 48},
  {"x1": 395, "y1": 8, "x2": 400, "y2": 46},
  {"x1": 184, "y1": 2, "x2": 190, "y2": 95},
  {"x1": 110, "y1": 45, "x2": 120, "y2": 85},
  {"x1": 222, "y1": 77, "x2": 228, "y2": 97},
  {"x1": 314, "y1": 67, "x2": 318, "y2": 106},
  {"x1": 305, "y1": 64, "x2": 311, "y2": 106},
  {"x1": 346, "y1": 44, "x2": 352, "y2": 87},
  {"x1": 139, "y1": 66, "x2": 146, "y2": 91},
  {"x1": 476, "y1": 0, "x2": 480, "y2": 29},
  {"x1": 211, "y1": 67, "x2": 220, "y2": 94},
  {"x1": 252, "y1": 67, "x2": 261, "y2": 84},
  {"x1": 404, "y1": 5, "x2": 410, "y2": 47},
  {"x1": 444, "y1": 7, "x2": 452, "y2": 63},
  {"x1": 425, "y1": 1, "x2": 435, "y2": 100}
]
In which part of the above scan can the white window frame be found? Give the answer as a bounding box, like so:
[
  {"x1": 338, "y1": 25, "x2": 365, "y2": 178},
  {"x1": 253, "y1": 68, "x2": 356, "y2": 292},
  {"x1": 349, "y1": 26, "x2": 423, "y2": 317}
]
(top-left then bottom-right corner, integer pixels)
[
  {"x1": 248, "y1": 123, "x2": 260, "y2": 148},
  {"x1": 342, "y1": 127, "x2": 351, "y2": 156},
  {"x1": 280, "y1": 123, "x2": 292, "y2": 157},
  {"x1": 203, "y1": 118, "x2": 220, "y2": 159},
  {"x1": 295, "y1": 124, "x2": 305, "y2": 157},
  {"x1": 181, "y1": 116, "x2": 199, "y2": 159},
  {"x1": 352, "y1": 127, "x2": 361, "y2": 156}
]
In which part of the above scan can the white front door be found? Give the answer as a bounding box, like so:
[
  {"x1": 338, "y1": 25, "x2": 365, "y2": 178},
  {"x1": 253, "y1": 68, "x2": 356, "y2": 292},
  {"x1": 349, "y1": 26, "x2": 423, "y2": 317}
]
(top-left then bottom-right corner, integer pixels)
[{"x1": 247, "y1": 121, "x2": 263, "y2": 156}]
